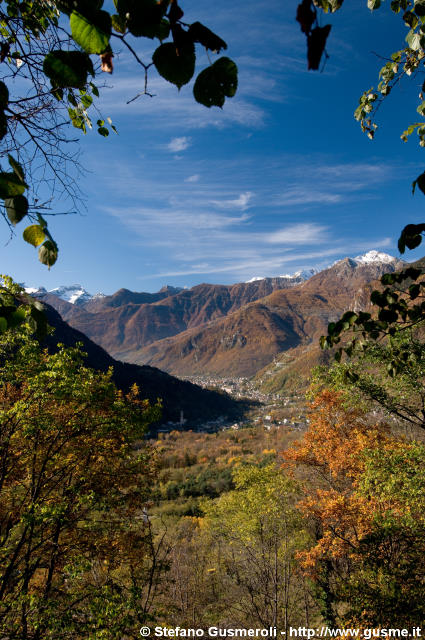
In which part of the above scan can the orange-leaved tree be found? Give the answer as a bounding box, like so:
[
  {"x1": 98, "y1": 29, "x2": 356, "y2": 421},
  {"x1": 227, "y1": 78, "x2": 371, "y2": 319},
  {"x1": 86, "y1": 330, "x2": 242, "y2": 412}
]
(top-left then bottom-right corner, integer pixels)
[{"x1": 282, "y1": 390, "x2": 425, "y2": 628}]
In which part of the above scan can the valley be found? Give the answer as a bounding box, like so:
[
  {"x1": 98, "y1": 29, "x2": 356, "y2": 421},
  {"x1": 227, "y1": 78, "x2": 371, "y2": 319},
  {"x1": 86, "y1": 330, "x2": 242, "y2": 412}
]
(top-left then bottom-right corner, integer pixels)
[
  {"x1": 174, "y1": 374, "x2": 308, "y2": 434},
  {"x1": 26, "y1": 250, "x2": 406, "y2": 438},
  {"x1": 28, "y1": 251, "x2": 405, "y2": 407}
]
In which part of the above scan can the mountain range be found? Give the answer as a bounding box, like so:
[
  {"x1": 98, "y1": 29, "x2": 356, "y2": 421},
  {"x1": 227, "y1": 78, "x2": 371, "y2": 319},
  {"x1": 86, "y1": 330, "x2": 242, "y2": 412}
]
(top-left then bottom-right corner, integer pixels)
[{"x1": 27, "y1": 251, "x2": 406, "y2": 385}]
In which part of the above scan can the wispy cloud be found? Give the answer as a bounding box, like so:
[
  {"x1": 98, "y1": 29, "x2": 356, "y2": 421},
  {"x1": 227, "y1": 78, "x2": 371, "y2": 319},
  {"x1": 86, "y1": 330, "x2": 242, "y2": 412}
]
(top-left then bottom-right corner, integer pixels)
[
  {"x1": 90, "y1": 146, "x2": 401, "y2": 285},
  {"x1": 211, "y1": 191, "x2": 253, "y2": 210},
  {"x1": 274, "y1": 189, "x2": 342, "y2": 207},
  {"x1": 265, "y1": 223, "x2": 328, "y2": 245},
  {"x1": 167, "y1": 136, "x2": 191, "y2": 153},
  {"x1": 97, "y1": 74, "x2": 267, "y2": 131}
]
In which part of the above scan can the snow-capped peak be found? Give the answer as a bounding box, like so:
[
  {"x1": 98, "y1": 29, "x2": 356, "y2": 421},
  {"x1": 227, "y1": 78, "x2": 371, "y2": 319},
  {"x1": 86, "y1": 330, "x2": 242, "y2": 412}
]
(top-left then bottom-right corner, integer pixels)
[
  {"x1": 245, "y1": 269, "x2": 318, "y2": 284},
  {"x1": 353, "y1": 250, "x2": 397, "y2": 265},
  {"x1": 293, "y1": 268, "x2": 319, "y2": 279},
  {"x1": 24, "y1": 286, "x2": 47, "y2": 295},
  {"x1": 48, "y1": 285, "x2": 91, "y2": 305},
  {"x1": 278, "y1": 268, "x2": 318, "y2": 280},
  {"x1": 25, "y1": 284, "x2": 104, "y2": 305}
]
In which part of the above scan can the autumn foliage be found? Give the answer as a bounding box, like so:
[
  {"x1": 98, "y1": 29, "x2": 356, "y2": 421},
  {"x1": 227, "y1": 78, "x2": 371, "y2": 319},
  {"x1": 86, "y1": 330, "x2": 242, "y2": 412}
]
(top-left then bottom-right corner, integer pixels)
[
  {"x1": 283, "y1": 390, "x2": 425, "y2": 627},
  {"x1": 0, "y1": 329, "x2": 161, "y2": 638}
]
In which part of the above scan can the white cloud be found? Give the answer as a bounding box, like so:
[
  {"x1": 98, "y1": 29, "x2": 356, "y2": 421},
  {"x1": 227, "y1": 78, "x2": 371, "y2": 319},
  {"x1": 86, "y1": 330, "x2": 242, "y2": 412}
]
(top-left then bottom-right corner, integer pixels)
[
  {"x1": 167, "y1": 136, "x2": 191, "y2": 153},
  {"x1": 92, "y1": 150, "x2": 399, "y2": 286},
  {"x1": 265, "y1": 223, "x2": 329, "y2": 245},
  {"x1": 96, "y1": 74, "x2": 266, "y2": 131},
  {"x1": 274, "y1": 188, "x2": 342, "y2": 207},
  {"x1": 211, "y1": 191, "x2": 253, "y2": 210}
]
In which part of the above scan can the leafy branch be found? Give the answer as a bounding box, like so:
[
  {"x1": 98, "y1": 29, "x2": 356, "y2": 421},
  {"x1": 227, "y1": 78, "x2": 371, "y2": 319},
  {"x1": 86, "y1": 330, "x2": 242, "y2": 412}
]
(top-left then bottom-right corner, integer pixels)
[{"x1": 0, "y1": 0, "x2": 239, "y2": 266}]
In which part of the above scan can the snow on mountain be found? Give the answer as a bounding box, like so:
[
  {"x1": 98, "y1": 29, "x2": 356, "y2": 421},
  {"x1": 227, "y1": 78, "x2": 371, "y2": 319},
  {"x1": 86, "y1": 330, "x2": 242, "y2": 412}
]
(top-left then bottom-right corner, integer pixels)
[
  {"x1": 26, "y1": 252, "x2": 398, "y2": 305},
  {"x1": 24, "y1": 286, "x2": 47, "y2": 295},
  {"x1": 353, "y1": 250, "x2": 397, "y2": 265},
  {"x1": 245, "y1": 269, "x2": 318, "y2": 284},
  {"x1": 25, "y1": 284, "x2": 104, "y2": 305},
  {"x1": 282, "y1": 268, "x2": 319, "y2": 279}
]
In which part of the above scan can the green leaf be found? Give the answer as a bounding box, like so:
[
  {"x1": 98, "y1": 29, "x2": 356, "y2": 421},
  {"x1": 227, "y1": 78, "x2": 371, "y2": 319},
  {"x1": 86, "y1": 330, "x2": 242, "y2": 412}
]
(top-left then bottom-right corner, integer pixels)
[
  {"x1": 57, "y1": 0, "x2": 103, "y2": 15},
  {"x1": 370, "y1": 290, "x2": 385, "y2": 307},
  {"x1": 29, "y1": 305, "x2": 48, "y2": 339},
  {"x1": 413, "y1": 171, "x2": 425, "y2": 195},
  {"x1": 378, "y1": 308, "x2": 398, "y2": 323},
  {"x1": 341, "y1": 311, "x2": 358, "y2": 326},
  {"x1": 193, "y1": 57, "x2": 238, "y2": 108},
  {"x1": 0, "y1": 172, "x2": 27, "y2": 198},
  {"x1": 403, "y1": 10, "x2": 418, "y2": 28},
  {"x1": 90, "y1": 82, "x2": 99, "y2": 97},
  {"x1": 156, "y1": 18, "x2": 171, "y2": 41},
  {"x1": 43, "y1": 50, "x2": 94, "y2": 89},
  {"x1": 406, "y1": 28, "x2": 422, "y2": 50},
  {"x1": 23, "y1": 224, "x2": 46, "y2": 247},
  {"x1": 70, "y1": 10, "x2": 111, "y2": 54},
  {"x1": 8, "y1": 154, "x2": 25, "y2": 182},
  {"x1": 381, "y1": 272, "x2": 396, "y2": 285},
  {"x1": 153, "y1": 42, "x2": 195, "y2": 89},
  {"x1": 368, "y1": 0, "x2": 382, "y2": 9},
  {"x1": 111, "y1": 13, "x2": 126, "y2": 33},
  {"x1": 38, "y1": 240, "x2": 58, "y2": 268},
  {"x1": 398, "y1": 224, "x2": 425, "y2": 253},
  {"x1": 8, "y1": 307, "x2": 26, "y2": 328},
  {"x1": 405, "y1": 266, "x2": 423, "y2": 280},
  {"x1": 409, "y1": 283, "x2": 421, "y2": 299},
  {"x1": 80, "y1": 93, "x2": 93, "y2": 108},
  {"x1": 0, "y1": 316, "x2": 7, "y2": 333},
  {"x1": 97, "y1": 126, "x2": 109, "y2": 136},
  {"x1": 415, "y1": 0, "x2": 425, "y2": 17},
  {"x1": 5, "y1": 195, "x2": 28, "y2": 225},
  {"x1": 319, "y1": 335, "x2": 329, "y2": 349}
]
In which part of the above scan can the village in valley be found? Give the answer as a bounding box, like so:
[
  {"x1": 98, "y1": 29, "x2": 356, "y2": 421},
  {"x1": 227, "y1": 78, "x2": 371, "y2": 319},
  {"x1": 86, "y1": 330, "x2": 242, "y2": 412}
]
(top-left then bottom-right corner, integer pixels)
[{"x1": 156, "y1": 375, "x2": 308, "y2": 434}]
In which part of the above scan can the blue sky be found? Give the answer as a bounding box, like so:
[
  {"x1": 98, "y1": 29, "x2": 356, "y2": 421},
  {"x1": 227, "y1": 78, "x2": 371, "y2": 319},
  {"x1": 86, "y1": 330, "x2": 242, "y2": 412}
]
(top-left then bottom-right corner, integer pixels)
[{"x1": 3, "y1": 0, "x2": 425, "y2": 294}]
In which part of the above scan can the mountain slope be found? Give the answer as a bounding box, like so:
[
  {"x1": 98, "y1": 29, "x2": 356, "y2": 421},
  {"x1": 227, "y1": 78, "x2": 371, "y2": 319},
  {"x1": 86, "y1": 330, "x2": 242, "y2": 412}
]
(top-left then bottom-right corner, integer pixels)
[
  {"x1": 37, "y1": 275, "x2": 315, "y2": 358},
  {"x1": 128, "y1": 255, "x2": 405, "y2": 377},
  {"x1": 42, "y1": 304, "x2": 250, "y2": 425}
]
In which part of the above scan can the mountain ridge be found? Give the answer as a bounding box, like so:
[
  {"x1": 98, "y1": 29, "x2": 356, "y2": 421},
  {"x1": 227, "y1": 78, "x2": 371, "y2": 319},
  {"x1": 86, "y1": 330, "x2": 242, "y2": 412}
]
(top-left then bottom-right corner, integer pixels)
[
  {"x1": 124, "y1": 253, "x2": 406, "y2": 377},
  {"x1": 26, "y1": 251, "x2": 406, "y2": 379}
]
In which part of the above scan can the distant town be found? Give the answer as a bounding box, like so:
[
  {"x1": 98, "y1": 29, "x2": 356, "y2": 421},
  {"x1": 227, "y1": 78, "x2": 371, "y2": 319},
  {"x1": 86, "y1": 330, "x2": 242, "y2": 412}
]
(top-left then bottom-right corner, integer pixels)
[{"x1": 155, "y1": 375, "x2": 308, "y2": 434}]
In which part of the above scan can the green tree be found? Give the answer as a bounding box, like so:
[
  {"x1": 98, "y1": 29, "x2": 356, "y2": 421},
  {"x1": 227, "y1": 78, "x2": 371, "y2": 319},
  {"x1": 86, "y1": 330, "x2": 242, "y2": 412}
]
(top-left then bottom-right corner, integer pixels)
[
  {"x1": 314, "y1": 325, "x2": 425, "y2": 430},
  {"x1": 0, "y1": 302, "x2": 166, "y2": 638},
  {"x1": 346, "y1": 442, "x2": 425, "y2": 627},
  {"x1": 203, "y1": 464, "x2": 315, "y2": 632}
]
